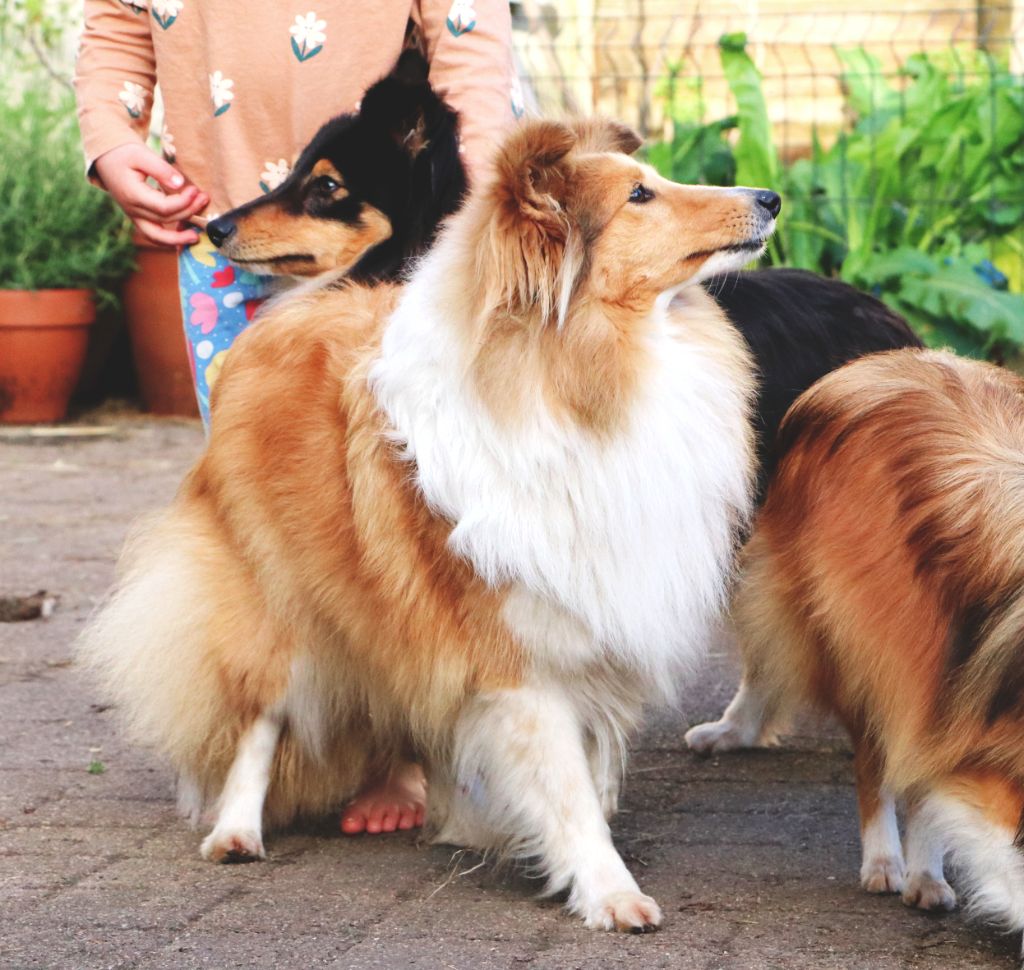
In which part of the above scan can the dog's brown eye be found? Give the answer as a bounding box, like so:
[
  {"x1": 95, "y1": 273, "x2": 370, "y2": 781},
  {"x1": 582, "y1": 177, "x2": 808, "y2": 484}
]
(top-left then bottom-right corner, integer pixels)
[
  {"x1": 629, "y1": 183, "x2": 654, "y2": 204},
  {"x1": 314, "y1": 175, "x2": 340, "y2": 194}
]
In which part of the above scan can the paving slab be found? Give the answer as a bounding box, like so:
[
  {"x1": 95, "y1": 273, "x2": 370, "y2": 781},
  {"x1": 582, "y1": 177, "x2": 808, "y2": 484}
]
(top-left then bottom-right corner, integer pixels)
[{"x1": 0, "y1": 413, "x2": 1018, "y2": 968}]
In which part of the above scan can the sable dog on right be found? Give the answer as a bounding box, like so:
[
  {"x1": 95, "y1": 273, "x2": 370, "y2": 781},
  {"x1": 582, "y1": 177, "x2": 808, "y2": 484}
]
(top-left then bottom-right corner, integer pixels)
[{"x1": 689, "y1": 348, "x2": 1024, "y2": 945}]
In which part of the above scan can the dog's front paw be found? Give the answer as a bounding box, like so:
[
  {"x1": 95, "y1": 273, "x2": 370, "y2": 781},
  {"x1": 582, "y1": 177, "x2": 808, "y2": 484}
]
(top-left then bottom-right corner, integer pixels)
[
  {"x1": 583, "y1": 891, "x2": 663, "y2": 933},
  {"x1": 200, "y1": 827, "x2": 265, "y2": 864},
  {"x1": 902, "y1": 872, "x2": 956, "y2": 911},
  {"x1": 861, "y1": 855, "x2": 905, "y2": 894},
  {"x1": 685, "y1": 719, "x2": 751, "y2": 754}
]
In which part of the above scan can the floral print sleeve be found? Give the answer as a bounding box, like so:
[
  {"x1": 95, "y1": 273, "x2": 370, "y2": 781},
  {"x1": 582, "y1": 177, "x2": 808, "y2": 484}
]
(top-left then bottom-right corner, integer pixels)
[
  {"x1": 415, "y1": 0, "x2": 517, "y2": 182},
  {"x1": 75, "y1": 0, "x2": 158, "y2": 172}
]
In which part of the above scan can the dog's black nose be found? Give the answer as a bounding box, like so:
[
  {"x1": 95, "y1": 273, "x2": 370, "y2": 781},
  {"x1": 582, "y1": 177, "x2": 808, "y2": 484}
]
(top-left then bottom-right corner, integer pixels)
[
  {"x1": 206, "y1": 217, "x2": 236, "y2": 248},
  {"x1": 755, "y1": 190, "x2": 782, "y2": 219}
]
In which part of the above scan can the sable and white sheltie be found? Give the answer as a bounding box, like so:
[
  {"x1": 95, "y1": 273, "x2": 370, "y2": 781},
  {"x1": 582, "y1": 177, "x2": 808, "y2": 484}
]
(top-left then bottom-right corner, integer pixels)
[
  {"x1": 688, "y1": 348, "x2": 1024, "y2": 942},
  {"x1": 203, "y1": 63, "x2": 920, "y2": 506},
  {"x1": 78, "y1": 118, "x2": 778, "y2": 931}
]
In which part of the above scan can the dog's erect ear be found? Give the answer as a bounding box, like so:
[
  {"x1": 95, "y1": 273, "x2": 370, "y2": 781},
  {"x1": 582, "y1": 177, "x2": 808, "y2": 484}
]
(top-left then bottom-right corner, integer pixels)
[
  {"x1": 493, "y1": 120, "x2": 577, "y2": 231},
  {"x1": 568, "y1": 118, "x2": 642, "y2": 156},
  {"x1": 360, "y1": 66, "x2": 437, "y2": 158},
  {"x1": 480, "y1": 121, "x2": 582, "y2": 326},
  {"x1": 393, "y1": 47, "x2": 429, "y2": 85}
]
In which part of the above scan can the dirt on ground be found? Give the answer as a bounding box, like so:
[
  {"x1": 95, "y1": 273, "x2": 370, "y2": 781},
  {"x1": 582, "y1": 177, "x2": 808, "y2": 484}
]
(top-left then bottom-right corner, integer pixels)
[{"x1": 0, "y1": 413, "x2": 1018, "y2": 969}]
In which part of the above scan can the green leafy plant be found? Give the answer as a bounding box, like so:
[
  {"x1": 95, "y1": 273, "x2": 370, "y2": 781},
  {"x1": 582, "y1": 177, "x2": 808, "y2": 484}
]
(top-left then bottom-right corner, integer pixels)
[
  {"x1": 647, "y1": 62, "x2": 737, "y2": 190},
  {"x1": 0, "y1": 87, "x2": 134, "y2": 307},
  {"x1": 646, "y1": 35, "x2": 1024, "y2": 361}
]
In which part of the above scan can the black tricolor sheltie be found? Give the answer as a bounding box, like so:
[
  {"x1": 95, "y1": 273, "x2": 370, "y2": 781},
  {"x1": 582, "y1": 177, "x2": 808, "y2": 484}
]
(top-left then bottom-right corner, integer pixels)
[{"x1": 206, "y1": 49, "x2": 465, "y2": 283}]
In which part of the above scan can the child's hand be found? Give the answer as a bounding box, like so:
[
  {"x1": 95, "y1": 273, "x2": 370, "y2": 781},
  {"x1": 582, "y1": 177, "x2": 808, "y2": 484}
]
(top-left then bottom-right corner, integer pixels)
[{"x1": 93, "y1": 144, "x2": 210, "y2": 247}]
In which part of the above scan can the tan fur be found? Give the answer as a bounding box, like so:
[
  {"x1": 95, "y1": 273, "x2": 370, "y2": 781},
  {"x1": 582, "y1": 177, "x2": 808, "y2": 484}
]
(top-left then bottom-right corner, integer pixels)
[
  {"x1": 81, "y1": 118, "x2": 765, "y2": 839},
  {"x1": 451, "y1": 126, "x2": 762, "y2": 431},
  {"x1": 218, "y1": 203, "x2": 391, "y2": 277},
  {"x1": 735, "y1": 348, "x2": 1024, "y2": 833}
]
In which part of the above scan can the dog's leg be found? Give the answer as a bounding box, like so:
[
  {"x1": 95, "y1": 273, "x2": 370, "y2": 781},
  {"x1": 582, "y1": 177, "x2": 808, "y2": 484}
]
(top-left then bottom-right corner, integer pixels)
[
  {"x1": 913, "y1": 773, "x2": 1024, "y2": 932},
  {"x1": 176, "y1": 770, "x2": 205, "y2": 828},
  {"x1": 684, "y1": 673, "x2": 780, "y2": 754},
  {"x1": 586, "y1": 720, "x2": 626, "y2": 821},
  {"x1": 453, "y1": 686, "x2": 661, "y2": 932},
  {"x1": 902, "y1": 792, "x2": 956, "y2": 911},
  {"x1": 201, "y1": 710, "x2": 283, "y2": 863},
  {"x1": 852, "y1": 735, "x2": 905, "y2": 894}
]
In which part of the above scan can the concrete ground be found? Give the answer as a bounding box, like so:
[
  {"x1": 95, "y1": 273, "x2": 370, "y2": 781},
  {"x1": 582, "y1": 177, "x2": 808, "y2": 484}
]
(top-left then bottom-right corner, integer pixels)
[{"x1": 0, "y1": 413, "x2": 1018, "y2": 970}]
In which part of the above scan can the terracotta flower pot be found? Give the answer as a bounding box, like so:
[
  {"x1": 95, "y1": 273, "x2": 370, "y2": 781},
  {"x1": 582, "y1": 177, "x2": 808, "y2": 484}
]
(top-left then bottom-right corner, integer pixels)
[
  {"x1": 0, "y1": 289, "x2": 95, "y2": 423},
  {"x1": 122, "y1": 234, "x2": 199, "y2": 417}
]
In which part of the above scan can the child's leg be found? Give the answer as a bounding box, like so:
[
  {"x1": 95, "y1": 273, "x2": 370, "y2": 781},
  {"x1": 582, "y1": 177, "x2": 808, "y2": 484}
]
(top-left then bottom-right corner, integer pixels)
[
  {"x1": 178, "y1": 235, "x2": 431, "y2": 834},
  {"x1": 177, "y1": 232, "x2": 270, "y2": 428}
]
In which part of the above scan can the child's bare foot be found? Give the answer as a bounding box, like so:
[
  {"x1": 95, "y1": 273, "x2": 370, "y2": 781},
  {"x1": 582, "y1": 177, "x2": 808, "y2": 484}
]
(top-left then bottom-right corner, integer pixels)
[{"x1": 340, "y1": 761, "x2": 426, "y2": 835}]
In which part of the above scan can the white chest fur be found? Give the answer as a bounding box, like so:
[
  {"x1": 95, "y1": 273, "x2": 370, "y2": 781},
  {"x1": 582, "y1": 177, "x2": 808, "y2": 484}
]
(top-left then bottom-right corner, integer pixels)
[{"x1": 369, "y1": 256, "x2": 752, "y2": 688}]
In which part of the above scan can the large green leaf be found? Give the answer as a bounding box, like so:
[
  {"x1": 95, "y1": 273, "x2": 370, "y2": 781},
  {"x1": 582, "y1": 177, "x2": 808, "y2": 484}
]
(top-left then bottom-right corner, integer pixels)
[
  {"x1": 836, "y1": 47, "x2": 893, "y2": 120},
  {"x1": 718, "y1": 33, "x2": 782, "y2": 262},
  {"x1": 718, "y1": 33, "x2": 778, "y2": 191}
]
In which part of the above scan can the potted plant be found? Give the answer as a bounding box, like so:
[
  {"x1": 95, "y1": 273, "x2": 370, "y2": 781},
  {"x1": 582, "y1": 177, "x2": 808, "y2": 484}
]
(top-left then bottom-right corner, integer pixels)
[
  {"x1": 122, "y1": 228, "x2": 199, "y2": 418},
  {"x1": 0, "y1": 88, "x2": 135, "y2": 423}
]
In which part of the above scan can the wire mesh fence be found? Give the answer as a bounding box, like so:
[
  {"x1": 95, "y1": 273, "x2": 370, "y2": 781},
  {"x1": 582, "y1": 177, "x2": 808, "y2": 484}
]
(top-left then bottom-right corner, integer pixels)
[
  {"x1": 512, "y1": 1, "x2": 1024, "y2": 358},
  {"x1": 511, "y1": 1, "x2": 1021, "y2": 147}
]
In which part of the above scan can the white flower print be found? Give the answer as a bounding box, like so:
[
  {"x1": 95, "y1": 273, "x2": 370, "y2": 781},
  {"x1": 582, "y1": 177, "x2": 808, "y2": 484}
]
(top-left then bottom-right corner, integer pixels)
[
  {"x1": 510, "y1": 75, "x2": 525, "y2": 119},
  {"x1": 446, "y1": 0, "x2": 477, "y2": 37},
  {"x1": 209, "y1": 71, "x2": 235, "y2": 116},
  {"x1": 118, "y1": 81, "x2": 147, "y2": 119},
  {"x1": 160, "y1": 124, "x2": 176, "y2": 161},
  {"x1": 289, "y1": 12, "x2": 326, "y2": 61},
  {"x1": 151, "y1": 0, "x2": 182, "y2": 29},
  {"x1": 259, "y1": 159, "x2": 291, "y2": 193}
]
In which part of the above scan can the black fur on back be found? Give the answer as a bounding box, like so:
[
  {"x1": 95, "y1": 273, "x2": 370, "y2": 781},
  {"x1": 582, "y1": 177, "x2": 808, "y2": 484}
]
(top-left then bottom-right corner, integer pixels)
[{"x1": 706, "y1": 268, "x2": 923, "y2": 502}]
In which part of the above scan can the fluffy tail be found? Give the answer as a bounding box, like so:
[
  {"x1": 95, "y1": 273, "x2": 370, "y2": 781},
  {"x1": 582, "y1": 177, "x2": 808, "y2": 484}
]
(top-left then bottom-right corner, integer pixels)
[
  {"x1": 77, "y1": 500, "x2": 377, "y2": 828},
  {"x1": 76, "y1": 502, "x2": 285, "y2": 814}
]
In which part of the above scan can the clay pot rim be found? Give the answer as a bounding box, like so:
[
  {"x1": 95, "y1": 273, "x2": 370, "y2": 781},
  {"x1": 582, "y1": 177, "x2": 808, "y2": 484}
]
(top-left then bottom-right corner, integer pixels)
[{"x1": 0, "y1": 288, "x2": 96, "y2": 328}]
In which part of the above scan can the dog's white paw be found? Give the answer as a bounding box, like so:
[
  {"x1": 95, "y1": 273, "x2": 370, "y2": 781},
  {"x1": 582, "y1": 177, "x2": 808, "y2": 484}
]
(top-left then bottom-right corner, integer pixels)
[
  {"x1": 583, "y1": 891, "x2": 663, "y2": 933},
  {"x1": 861, "y1": 855, "x2": 905, "y2": 894},
  {"x1": 902, "y1": 872, "x2": 956, "y2": 911},
  {"x1": 200, "y1": 827, "x2": 265, "y2": 864},
  {"x1": 685, "y1": 719, "x2": 751, "y2": 755}
]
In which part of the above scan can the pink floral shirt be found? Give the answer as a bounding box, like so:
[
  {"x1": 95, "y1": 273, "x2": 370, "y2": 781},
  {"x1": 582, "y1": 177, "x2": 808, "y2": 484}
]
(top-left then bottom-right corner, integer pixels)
[{"x1": 75, "y1": 0, "x2": 518, "y2": 214}]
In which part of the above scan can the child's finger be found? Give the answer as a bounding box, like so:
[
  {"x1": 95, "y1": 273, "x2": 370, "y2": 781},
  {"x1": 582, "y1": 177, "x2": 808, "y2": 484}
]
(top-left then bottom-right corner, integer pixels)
[
  {"x1": 134, "y1": 217, "x2": 201, "y2": 247},
  {"x1": 178, "y1": 191, "x2": 210, "y2": 220},
  {"x1": 143, "y1": 188, "x2": 208, "y2": 224},
  {"x1": 133, "y1": 151, "x2": 190, "y2": 194},
  {"x1": 127, "y1": 182, "x2": 199, "y2": 220}
]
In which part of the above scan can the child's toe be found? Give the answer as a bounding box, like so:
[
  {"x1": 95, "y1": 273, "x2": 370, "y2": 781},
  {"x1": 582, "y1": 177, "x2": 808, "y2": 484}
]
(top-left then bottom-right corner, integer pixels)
[{"x1": 340, "y1": 811, "x2": 367, "y2": 835}]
